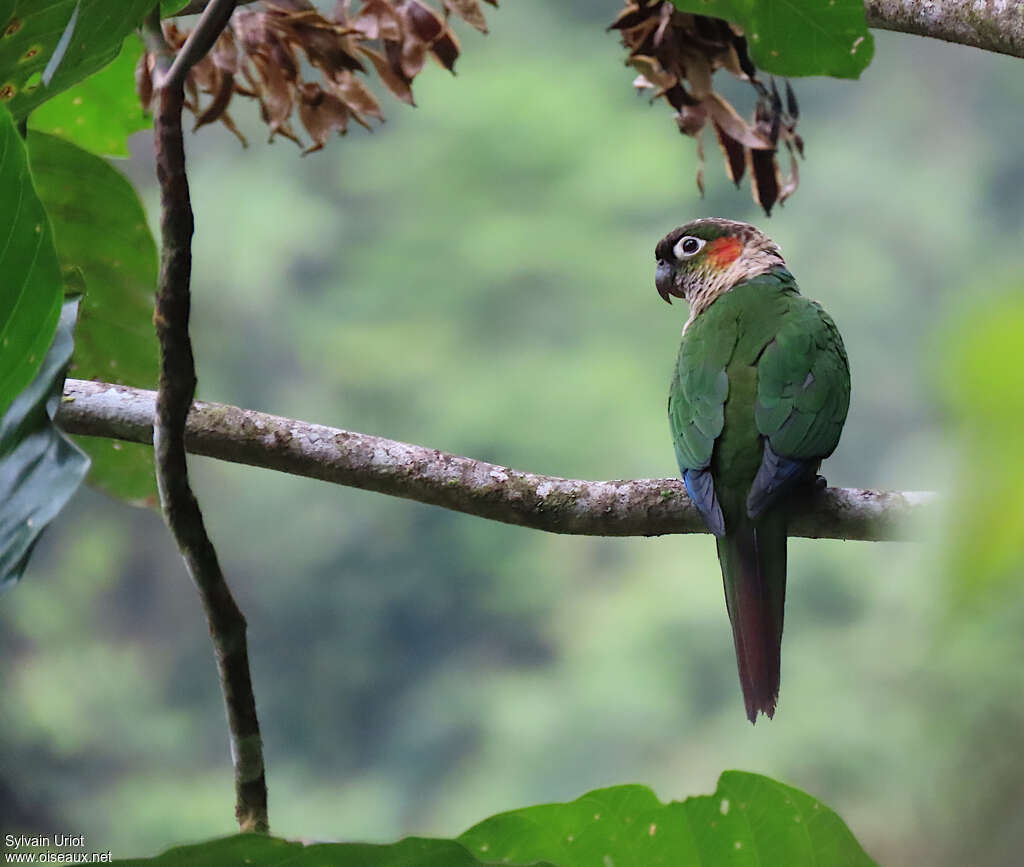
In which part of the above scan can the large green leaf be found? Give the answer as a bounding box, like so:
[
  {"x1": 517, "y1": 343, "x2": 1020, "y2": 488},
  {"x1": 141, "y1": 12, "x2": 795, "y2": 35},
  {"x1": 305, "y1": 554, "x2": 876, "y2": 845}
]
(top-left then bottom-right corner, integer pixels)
[
  {"x1": 113, "y1": 835, "x2": 550, "y2": 866},
  {"x1": 28, "y1": 130, "x2": 159, "y2": 505},
  {"x1": 459, "y1": 774, "x2": 876, "y2": 866},
  {"x1": 0, "y1": 106, "x2": 63, "y2": 421},
  {"x1": 671, "y1": 0, "x2": 874, "y2": 79},
  {"x1": 0, "y1": 297, "x2": 90, "y2": 591},
  {"x1": 28, "y1": 34, "x2": 150, "y2": 157},
  {"x1": 112, "y1": 775, "x2": 873, "y2": 865},
  {"x1": 0, "y1": 0, "x2": 154, "y2": 120}
]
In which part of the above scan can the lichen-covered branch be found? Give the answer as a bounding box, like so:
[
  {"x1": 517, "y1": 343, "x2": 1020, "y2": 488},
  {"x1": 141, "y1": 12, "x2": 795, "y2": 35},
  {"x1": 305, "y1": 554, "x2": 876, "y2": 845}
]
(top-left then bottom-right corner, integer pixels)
[
  {"x1": 865, "y1": 0, "x2": 1024, "y2": 60},
  {"x1": 145, "y1": 7, "x2": 268, "y2": 834},
  {"x1": 59, "y1": 379, "x2": 935, "y2": 542}
]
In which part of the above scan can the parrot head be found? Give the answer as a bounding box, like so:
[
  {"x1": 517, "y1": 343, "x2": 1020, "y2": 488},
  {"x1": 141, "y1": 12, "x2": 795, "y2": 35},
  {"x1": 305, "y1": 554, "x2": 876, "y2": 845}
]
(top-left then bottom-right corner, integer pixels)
[{"x1": 655, "y1": 218, "x2": 786, "y2": 312}]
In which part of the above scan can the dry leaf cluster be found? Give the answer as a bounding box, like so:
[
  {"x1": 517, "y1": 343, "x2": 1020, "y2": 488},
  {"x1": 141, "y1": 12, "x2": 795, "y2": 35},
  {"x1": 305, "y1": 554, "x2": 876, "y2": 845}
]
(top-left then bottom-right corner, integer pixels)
[
  {"x1": 610, "y1": 0, "x2": 803, "y2": 214},
  {"x1": 139, "y1": 0, "x2": 494, "y2": 153}
]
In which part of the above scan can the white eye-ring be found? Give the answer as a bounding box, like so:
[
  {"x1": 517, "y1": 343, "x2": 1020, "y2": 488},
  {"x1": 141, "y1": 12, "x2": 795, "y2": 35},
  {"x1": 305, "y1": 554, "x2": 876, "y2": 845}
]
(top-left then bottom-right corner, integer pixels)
[{"x1": 673, "y1": 236, "x2": 705, "y2": 259}]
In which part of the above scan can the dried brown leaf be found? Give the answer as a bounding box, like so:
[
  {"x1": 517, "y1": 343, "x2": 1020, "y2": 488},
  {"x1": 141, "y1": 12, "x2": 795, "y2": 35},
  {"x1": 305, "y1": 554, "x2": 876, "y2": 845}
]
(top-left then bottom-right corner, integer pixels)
[
  {"x1": 382, "y1": 32, "x2": 426, "y2": 82},
  {"x1": 749, "y1": 147, "x2": 780, "y2": 215},
  {"x1": 329, "y1": 69, "x2": 383, "y2": 119},
  {"x1": 610, "y1": 1, "x2": 807, "y2": 210},
  {"x1": 674, "y1": 103, "x2": 707, "y2": 137},
  {"x1": 629, "y1": 54, "x2": 674, "y2": 92},
  {"x1": 163, "y1": 22, "x2": 186, "y2": 50},
  {"x1": 135, "y1": 52, "x2": 153, "y2": 112},
  {"x1": 695, "y1": 130, "x2": 705, "y2": 196},
  {"x1": 712, "y1": 120, "x2": 746, "y2": 186},
  {"x1": 680, "y1": 47, "x2": 713, "y2": 99},
  {"x1": 662, "y1": 83, "x2": 699, "y2": 110},
  {"x1": 442, "y1": 0, "x2": 488, "y2": 33},
  {"x1": 608, "y1": 4, "x2": 648, "y2": 32},
  {"x1": 401, "y1": 0, "x2": 445, "y2": 43},
  {"x1": 275, "y1": 8, "x2": 366, "y2": 75},
  {"x1": 194, "y1": 71, "x2": 236, "y2": 130},
  {"x1": 430, "y1": 28, "x2": 460, "y2": 72},
  {"x1": 218, "y1": 110, "x2": 249, "y2": 147},
  {"x1": 705, "y1": 92, "x2": 771, "y2": 150},
  {"x1": 352, "y1": 0, "x2": 403, "y2": 41},
  {"x1": 192, "y1": 54, "x2": 219, "y2": 92},
  {"x1": 252, "y1": 54, "x2": 297, "y2": 136},
  {"x1": 212, "y1": 28, "x2": 240, "y2": 74},
  {"x1": 233, "y1": 8, "x2": 272, "y2": 54},
  {"x1": 624, "y1": 19, "x2": 661, "y2": 60},
  {"x1": 298, "y1": 81, "x2": 350, "y2": 153},
  {"x1": 359, "y1": 45, "x2": 415, "y2": 104},
  {"x1": 778, "y1": 148, "x2": 799, "y2": 204}
]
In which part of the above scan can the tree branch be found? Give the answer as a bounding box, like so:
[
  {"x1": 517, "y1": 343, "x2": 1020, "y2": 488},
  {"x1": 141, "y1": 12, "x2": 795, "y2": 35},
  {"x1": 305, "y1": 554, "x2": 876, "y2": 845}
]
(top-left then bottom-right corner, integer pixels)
[
  {"x1": 162, "y1": 0, "x2": 238, "y2": 90},
  {"x1": 58, "y1": 379, "x2": 935, "y2": 542},
  {"x1": 865, "y1": 0, "x2": 1024, "y2": 59},
  {"x1": 148, "y1": 6, "x2": 268, "y2": 833}
]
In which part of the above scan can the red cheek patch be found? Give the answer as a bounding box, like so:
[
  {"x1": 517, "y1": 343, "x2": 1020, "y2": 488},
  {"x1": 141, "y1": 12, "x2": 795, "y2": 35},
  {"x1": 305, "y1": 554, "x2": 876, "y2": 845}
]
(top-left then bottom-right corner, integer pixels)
[{"x1": 706, "y1": 236, "x2": 743, "y2": 268}]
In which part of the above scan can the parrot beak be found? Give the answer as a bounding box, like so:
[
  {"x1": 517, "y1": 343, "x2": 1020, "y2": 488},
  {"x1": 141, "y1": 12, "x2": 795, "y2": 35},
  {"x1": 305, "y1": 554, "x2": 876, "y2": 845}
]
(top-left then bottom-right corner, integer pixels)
[{"x1": 656, "y1": 261, "x2": 676, "y2": 304}]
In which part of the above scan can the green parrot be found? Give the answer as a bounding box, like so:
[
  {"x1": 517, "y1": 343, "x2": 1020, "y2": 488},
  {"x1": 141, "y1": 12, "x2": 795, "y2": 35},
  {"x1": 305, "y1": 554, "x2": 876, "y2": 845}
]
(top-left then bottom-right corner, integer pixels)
[{"x1": 656, "y1": 218, "x2": 850, "y2": 723}]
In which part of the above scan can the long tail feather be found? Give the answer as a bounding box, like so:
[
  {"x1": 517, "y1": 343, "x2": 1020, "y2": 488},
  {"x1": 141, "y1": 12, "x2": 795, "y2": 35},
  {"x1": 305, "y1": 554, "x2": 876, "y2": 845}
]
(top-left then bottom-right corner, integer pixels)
[{"x1": 715, "y1": 518, "x2": 787, "y2": 723}]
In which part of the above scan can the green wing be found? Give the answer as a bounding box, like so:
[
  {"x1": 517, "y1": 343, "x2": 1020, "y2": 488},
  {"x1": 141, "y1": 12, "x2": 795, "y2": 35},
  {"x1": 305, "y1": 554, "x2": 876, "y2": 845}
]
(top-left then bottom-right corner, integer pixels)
[
  {"x1": 668, "y1": 313, "x2": 738, "y2": 472},
  {"x1": 754, "y1": 297, "x2": 850, "y2": 462}
]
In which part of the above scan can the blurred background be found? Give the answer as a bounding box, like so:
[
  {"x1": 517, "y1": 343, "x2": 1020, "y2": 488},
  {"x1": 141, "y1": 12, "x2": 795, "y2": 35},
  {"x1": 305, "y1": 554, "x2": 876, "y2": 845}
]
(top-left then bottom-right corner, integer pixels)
[{"x1": 2, "y1": 1, "x2": 1024, "y2": 864}]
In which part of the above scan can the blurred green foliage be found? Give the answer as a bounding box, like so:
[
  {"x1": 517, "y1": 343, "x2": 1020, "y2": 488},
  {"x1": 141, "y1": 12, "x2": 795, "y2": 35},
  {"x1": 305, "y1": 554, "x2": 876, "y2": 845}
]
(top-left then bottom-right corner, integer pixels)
[
  {"x1": 0, "y1": 108, "x2": 63, "y2": 420},
  {"x1": 0, "y1": 299, "x2": 89, "y2": 590},
  {"x1": 941, "y1": 291, "x2": 1024, "y2": 597},
  {"x1": 1, "y1": 1, "x2": 1023, "y2": 865},
  {"x1": 28, "y1": 130, "x2": 159, "y2": 503},
  {"x1": 29, "y1": 36, "x2": 150, "y2": 158},
  {"x1": 0, "y1": 1, "x2": 152, "y2": 120}
]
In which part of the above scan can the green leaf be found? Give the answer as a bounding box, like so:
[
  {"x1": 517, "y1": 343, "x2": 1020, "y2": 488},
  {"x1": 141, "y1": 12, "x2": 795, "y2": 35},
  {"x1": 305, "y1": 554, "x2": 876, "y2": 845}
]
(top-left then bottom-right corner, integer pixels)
[
  {"x1": 28, "y1": 130, "x2": 159, "y2": 505},
  {"x1": 110, "y1": 776, "x2": 873, "y2": 865},
  {"x1": 670, "y1": 0, "x2": 874, "y2": 79},
  {"x1": 0, "y1": 0, "x2": 154, "y2": 119},
  {"x1": 459, "y1": 774, "x2": 876, "y2": 866},
  {"x1": 0, "y1": 297, "x2": 90, "y2": 591},
  {"x1": 113, "y1": 834, "x2": 550, "y2": 866},
  {"x1": 0, "y1": 106, "x2": 63, "y2": 422},
  {"x1": 28, "y1": 34, "x2": 150, "y2": 157}
]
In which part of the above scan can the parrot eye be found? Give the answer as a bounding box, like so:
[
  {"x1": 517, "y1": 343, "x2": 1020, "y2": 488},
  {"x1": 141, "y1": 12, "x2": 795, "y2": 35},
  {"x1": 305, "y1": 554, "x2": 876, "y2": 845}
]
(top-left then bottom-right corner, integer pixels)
[{"x1": 674, "y1": 236, "x2": 706, "y2": 259}]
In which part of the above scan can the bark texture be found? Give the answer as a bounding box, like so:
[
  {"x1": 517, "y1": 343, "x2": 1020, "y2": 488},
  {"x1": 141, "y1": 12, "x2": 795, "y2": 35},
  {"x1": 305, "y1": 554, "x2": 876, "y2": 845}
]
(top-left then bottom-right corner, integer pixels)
[
  {"x1": 60, "y1": 379, "x2": 935, "y2": 542},
  {"x1": 145, "y1": 4, "x2": 267, "y2": 832},
  {"x1": 865, "y1": 0, "x2": 1024, "y2": 59}
]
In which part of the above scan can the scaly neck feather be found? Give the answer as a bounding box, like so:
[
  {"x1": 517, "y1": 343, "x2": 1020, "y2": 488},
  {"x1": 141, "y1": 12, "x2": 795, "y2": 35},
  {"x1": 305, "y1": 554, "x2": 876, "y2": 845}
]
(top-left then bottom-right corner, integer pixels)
[{"x1": 682, "y1": 238, "x2": 786, "y2": 334}]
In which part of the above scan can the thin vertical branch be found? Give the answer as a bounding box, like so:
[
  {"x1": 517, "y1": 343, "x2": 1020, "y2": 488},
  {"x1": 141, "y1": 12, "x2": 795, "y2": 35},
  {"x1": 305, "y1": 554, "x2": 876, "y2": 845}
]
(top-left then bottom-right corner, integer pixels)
[{"x1": 142, "y1": 7, "x2": 268, "y2": 833}]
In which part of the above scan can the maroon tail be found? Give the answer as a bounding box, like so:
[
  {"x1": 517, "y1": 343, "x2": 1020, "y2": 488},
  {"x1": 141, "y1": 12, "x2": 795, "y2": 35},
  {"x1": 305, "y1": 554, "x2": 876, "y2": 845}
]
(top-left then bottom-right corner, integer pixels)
[{"x1": 715, "y1": 520, "x2": 787, "y2": 723}]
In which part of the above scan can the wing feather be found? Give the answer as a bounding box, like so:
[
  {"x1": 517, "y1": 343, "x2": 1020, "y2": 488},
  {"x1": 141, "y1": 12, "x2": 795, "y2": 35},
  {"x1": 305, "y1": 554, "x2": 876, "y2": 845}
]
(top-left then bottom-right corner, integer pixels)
[{"x1": 748, "y1": 297, "x2": 850, "y2": 517}]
